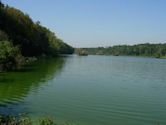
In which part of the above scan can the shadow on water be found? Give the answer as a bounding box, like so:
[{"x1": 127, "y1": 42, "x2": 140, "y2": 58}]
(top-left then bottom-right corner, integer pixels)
[{"x1": 0, "y1": 57, "x2": 66, "y2": 115}]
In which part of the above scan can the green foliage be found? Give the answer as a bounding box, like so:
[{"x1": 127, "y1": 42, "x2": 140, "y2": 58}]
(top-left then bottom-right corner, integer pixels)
[
  {"x1": 0, "y1": 115, "x2": 75, "y2": 125},
  {"x1": 75, "y1": 48, "x2": 88, "y2": 56},
  {"x1": 0, "y1": 41, "x2": 18, "y2": 63},
  {"x1": 0, "y1": 2, "x2": 74, "y2": 57},
  {"x1": 82, "y1": 43, "x2": 166, "y2": 58},
  {"x1": 0, "y1": 115, "x2": 32, "y2": 125},
  {"x1": 0, "y1": 1, "x2": 73, "y2": 71},
  {"x1": 39, "y1": 117, "x2": 57, "y2": 125},
  {"x1": 0, "y1": 41, "x2": 23, "y2": 71}
]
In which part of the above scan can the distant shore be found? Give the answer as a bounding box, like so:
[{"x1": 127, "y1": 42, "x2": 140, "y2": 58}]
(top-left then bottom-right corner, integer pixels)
[{"x1": 76, "y1": 43, "x2": 166, "y2": 59}]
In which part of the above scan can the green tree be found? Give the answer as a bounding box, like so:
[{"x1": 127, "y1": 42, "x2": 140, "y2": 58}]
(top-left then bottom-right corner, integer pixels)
[
  {"x1": 0, "y1": 41, "x2": 21, "y2": 71},
  {"x1": 0, "y1": 1, "x2": 74, "y2": 57}
]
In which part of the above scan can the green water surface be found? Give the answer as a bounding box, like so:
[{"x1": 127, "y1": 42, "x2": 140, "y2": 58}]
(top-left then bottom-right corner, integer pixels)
[{"x1": 0, "y1": 55, "x2": 166, "y2": 125}]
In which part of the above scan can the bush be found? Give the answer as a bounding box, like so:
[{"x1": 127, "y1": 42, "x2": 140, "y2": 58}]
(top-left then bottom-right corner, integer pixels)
[{"x1": 0, "y1": 41, "x2": 23, "y2": 71}]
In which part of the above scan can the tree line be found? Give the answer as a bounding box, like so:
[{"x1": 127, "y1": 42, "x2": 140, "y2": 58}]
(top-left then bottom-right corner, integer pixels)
[
  {"x1": 0, "y1": 1, "x2": 74, "y2": 71},
  {"x1": 79, "y1": 43, "x2": 166, "y2": 58}
]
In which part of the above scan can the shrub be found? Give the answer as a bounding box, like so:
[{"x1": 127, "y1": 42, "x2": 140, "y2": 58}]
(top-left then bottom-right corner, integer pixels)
[{"x1": 0, "y1": 41, "x2": 23, "y2": 71}]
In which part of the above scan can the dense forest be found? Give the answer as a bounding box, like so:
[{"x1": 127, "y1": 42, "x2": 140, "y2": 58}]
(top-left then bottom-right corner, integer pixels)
[
  {"x1": 78, "y1": 43, "x2": 166, "y2": 58},
  {"x1": 0, "y1": 1, "x2": 74, "y2": 71}
]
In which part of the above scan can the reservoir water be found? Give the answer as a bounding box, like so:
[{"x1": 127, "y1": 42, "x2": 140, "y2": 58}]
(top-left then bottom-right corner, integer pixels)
[{"x1": 0, "y1": 55, "x2": 166, "y2": 125}]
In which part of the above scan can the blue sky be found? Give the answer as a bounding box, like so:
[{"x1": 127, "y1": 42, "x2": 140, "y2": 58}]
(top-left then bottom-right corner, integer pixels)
[{"x1": 2, "y1": 0, "x2": 166, "y2": 47}]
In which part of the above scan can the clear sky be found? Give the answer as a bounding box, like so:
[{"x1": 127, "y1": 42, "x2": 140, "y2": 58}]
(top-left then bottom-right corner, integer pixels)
[{"x1": 2, "y1": 0, "x2": 166, "y2": 47}]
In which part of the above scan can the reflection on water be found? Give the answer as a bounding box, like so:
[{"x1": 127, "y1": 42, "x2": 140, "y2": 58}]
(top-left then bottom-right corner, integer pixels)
[
  {"x1": 0, "y1": 58, "x2": 65, "y2": 115},
  {"x1": 0, "y1": 55, "x2": 166, "y2": 125}
]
